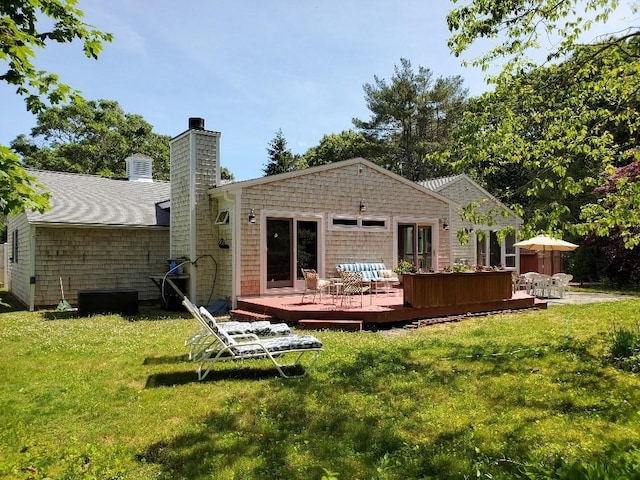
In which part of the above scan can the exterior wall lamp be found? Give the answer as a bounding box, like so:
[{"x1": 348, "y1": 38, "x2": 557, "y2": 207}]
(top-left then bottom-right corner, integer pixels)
[
  {"x1": 359, "y1": 199, "x2": 367, "y2": 212},
  {"x1": 248, "y1": 208, "x2": 256, "y2": 224},
  {"x1": 441, "y1": 218, "x2": 449, "y2": 230}
]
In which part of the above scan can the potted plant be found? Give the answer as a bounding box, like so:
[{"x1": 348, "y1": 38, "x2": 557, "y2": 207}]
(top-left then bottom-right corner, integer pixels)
[{"x1": 393, "y1": 260, "x2": 414, "y2": 284}]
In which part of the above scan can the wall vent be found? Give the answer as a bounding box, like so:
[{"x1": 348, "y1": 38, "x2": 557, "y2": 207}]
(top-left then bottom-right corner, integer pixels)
[{"x1": 125, "y1": 154, "x2": 153, "y2": 182}]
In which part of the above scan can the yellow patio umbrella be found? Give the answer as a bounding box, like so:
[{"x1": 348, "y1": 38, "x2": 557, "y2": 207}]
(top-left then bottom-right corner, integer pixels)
[{"x1": 513, "y1": 234, "x2": 579, "y2": 273}]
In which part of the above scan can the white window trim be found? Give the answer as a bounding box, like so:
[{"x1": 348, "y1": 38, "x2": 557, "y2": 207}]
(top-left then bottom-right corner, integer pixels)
[
  {"x1": 259, "y1": 210, "x2": 325, "y2": 294},
  {"x1": 474, "y1": 228, "x2": 517, "y2": 270}
]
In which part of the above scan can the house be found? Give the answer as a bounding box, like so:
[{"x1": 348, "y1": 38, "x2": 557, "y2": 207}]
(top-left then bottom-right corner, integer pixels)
[
  {"x1": 6, "y1": 118, "x2": 522, "y2": 310},
  {"x1": 6, "y1": 155, "x2": 170, "y2": 310},
  {"x1": 169, "y1": 119, "x2": 522, "y2": 308},
  {"x1": 420, "y1": 175, "x2": 522, "y2": 270}
]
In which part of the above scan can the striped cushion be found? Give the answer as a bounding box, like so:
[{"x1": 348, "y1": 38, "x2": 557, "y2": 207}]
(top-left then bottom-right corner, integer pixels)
[
  {"x1": 337, "y1": 263, "x2": 390, "y2": 280},
  {"x1": 220, "y1": 321, "x2": 292, "y2": 337},
  {"x1": 231, "y1": 335, "x2": 323, "y2": 356}
]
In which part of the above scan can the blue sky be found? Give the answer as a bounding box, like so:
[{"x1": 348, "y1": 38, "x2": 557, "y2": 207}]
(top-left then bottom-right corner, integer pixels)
[{"x1": 1, "y1": 1, "x2": 636, "y2": 180}]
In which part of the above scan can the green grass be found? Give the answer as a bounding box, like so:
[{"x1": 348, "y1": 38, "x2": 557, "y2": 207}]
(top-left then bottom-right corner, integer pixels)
[{"x1": 1, "y1": 292, "x2": 640, "y2": 479}]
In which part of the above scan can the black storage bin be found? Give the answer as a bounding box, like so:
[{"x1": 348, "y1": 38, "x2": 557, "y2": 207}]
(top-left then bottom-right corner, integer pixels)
[{"x1": 78, "y1": 288, "x2": 139, "y2": 316}]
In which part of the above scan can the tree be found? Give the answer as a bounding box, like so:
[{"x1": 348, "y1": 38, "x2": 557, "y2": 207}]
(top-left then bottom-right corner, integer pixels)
[
  {"x1": 263, "y1": 129, "x2": 301, "y2": 176},
  {"x1": 447, "y1": 0, "x2": 635, "y2": 72},
  {"x1": 353, "y1": 58, "x2": 468, "y2": 181},
  {"x1": 448, "y1": 33, "x2": 640, "y2": 247},
  {"x1": 0, "y1": 0, "x2": 112, "y2": 214},
  {"x1": 301, "y1": 130, "x2": 384, "y2": 167},
  {"x1": 12, "y1": 98, "x2": 171, "y2": 180},
  {"x1": 221, "y1": 166, "x2": 234, "y2": 181}
]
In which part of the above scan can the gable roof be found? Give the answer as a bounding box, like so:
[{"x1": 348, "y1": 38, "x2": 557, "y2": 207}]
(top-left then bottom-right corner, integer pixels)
[
  {"x1": 25, "y1": 170, "x2": 171, "y2": 227},
  {"x1": 419, "y1": 173, "x2": 521, "y2": 220},
  {"x1": 419, "y1": 175, "x2": 465, "y2": 192},
  {"x1": 210, "y1": 157, "x2": 455, "y2": 206}
]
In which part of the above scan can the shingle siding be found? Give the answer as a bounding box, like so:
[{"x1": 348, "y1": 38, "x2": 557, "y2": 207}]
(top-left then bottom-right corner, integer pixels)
[
  {"x1": 434, "y1": 176, "x2": 520, "y2": 264},
  {"x1": 33, "y1": 226, "x2": 169, "y2": 306},
  {"x1": 6, "y1": 214, "x2": 31, "y2": 306},
  {"x1": 237, "y1": 161, "x2": 452, "y2": 296},
  {"x1": 170, "y1": 128, "x2": 222, "y2": 305}
]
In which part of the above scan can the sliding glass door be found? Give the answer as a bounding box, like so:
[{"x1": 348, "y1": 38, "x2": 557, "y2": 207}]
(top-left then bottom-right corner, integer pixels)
[
  {"x1": 398, "y1": 224, "x2": 433, "y2": 271},
  {"x1": 266, "y1": 218, "x2": 319, "y2": 288}
]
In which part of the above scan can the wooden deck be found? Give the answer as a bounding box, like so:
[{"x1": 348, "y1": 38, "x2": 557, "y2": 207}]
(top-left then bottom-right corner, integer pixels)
[{"x1": 237, "y1": 287, "x2": 543, "y2": 328}]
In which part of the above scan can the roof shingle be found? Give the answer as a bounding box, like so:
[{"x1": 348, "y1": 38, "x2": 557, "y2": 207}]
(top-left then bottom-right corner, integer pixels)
[{"x1": 26, "y1": 170, "x2": 170, "y2": 227}]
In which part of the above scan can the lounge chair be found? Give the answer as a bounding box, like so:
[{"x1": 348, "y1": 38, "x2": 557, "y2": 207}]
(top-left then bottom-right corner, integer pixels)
[
  {"x1": 182, "y1": 297, "x2": 292, "y2": 361},
  {"x1": 196, "y1": 306, "x2": 323, "y2": 380}
]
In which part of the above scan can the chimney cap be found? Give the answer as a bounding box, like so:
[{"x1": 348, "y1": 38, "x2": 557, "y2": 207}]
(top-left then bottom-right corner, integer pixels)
[{"x1": 188, "y1": 117, "x2": 205, "y2": 130}]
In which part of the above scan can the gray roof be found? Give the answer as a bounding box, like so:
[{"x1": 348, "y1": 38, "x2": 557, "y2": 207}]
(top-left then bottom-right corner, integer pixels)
[
  {"x1": 418, "y1": 175, "x2": 464, "y2": 192},
  {"x1": 26, "y1": 170, "x2": 171, "y2": 227}
]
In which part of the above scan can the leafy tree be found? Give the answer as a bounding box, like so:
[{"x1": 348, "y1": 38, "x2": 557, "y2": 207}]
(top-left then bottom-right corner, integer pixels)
[
  {"x1": 221, "y1": 166, "x2": 234, "y2": 181},
  {"x1": 353, "y1": 58, "x2": 468, "y2": 181},
  {"x1": 12, "y1": 98, "x2": 171, "y2": 180},
  {"x1": 449, "y1": 36, "x2": 640, "y2": 248},
  {"x1": 263, "y1": 129, "x2": 301, "y2": 176},
  {"x1": 301, "y1": 130, "x2": 384, "y2": 167},
  {"x1": 0, "y1": 0, "x2": 112, "y2": 215},
  {"x1": 447, "y1": 0, "x2": 634, "y2": 72}
]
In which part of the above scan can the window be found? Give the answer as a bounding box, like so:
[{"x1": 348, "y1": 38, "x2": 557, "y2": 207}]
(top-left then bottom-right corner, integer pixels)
[
  {"x1": 11, "y1": 229, "x2": 18, "y2": 263},
  {"x1": 214, "y1": 210, "x2": 229, "y2": 225},
  {"x1": 362, "y1": 219, "x2": 387, "y2": 228},
  {"x1": 331, "y1": 217, "x2": 358, "y2": 228},
  {"x1": 476, "y1": 230, "x2": 517, "y2": 269},
  {"x1": 330, "y1": 215, "x2": 389, "y2": 230}
]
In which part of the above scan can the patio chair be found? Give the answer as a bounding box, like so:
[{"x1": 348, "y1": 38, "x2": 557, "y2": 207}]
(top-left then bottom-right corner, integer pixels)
[
  {"x1": 522, "y1": 272, "x2": 540, "y2": 295},
  {"x1": 197, "y1": 306, "x2": 323, "y2": 380},
  {"x1": 182, "y1": 297, "x2": 292, "y2": 361},
  {"x1": 301, "y1": 268, "x2": 331, "y2": 303},
  {"x1": 512, "y1": 272, "x2": 528, "y2": 293},
  {"x1": 340, "y1": 270, "x2": 371, "y2": 307},
  {"x1": 533, "y1": 274, "x2": 553, "y2": 298},
  {"x1": 551, "y1": 273, "x2": 573, "y2": 298}
]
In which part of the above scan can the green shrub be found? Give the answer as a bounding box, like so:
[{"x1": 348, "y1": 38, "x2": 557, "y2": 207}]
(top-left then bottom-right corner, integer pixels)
[
  {"x1": 609, "y1": 326, "x2": 639, "y2": 359},
  {"x1": 607, "y1": 324, "x2": 640, "y2": 373}
]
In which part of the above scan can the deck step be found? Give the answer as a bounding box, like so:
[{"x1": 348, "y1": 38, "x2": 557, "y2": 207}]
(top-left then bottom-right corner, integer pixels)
[
  {"x1": 297, "y1": 319, "x2": 363, "y2": 331},
  {"x1": 229, "y1": 309, "x2": 274, "y2": 322}
]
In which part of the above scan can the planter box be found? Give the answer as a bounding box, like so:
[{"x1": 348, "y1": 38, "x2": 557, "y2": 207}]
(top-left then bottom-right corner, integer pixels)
[{"x1": 403, "y1": 271, "x2": 512, "y2": 308}]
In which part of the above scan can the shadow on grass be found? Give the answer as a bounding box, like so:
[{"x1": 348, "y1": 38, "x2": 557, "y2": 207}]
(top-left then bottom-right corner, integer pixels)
[
  {"x1": 136, "y1": 337, "x2": 640, "y2": 479},
  {"x1": 41, "y1": 310, "x2": 80, "y2": 321},
  {"x1": 145, "y1": 365, "x2": 306, "y2": 387},
  {"x1": 0, "y1": 290, "x2": 26, "y2": 313},
  {"x1": 143, "y1": 354, "x2": 191, "y2": 365}
]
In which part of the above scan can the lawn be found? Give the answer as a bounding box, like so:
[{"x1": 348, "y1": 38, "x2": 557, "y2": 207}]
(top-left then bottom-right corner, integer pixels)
[{"x1": 1, "y1": 293, "x2": 640, "y2": 480}]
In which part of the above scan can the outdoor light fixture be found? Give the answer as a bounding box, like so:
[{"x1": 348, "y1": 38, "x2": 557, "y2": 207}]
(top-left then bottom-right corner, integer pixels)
[
  {"x1": 359, "y1": 199, "x2": 367, "y2": 212},
  {"x1": 248, "y1": 208, "x2": 256, "y2": 224},
  {"x1": 441, "y1": 218, "x2": 450, "y2": 230}
]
